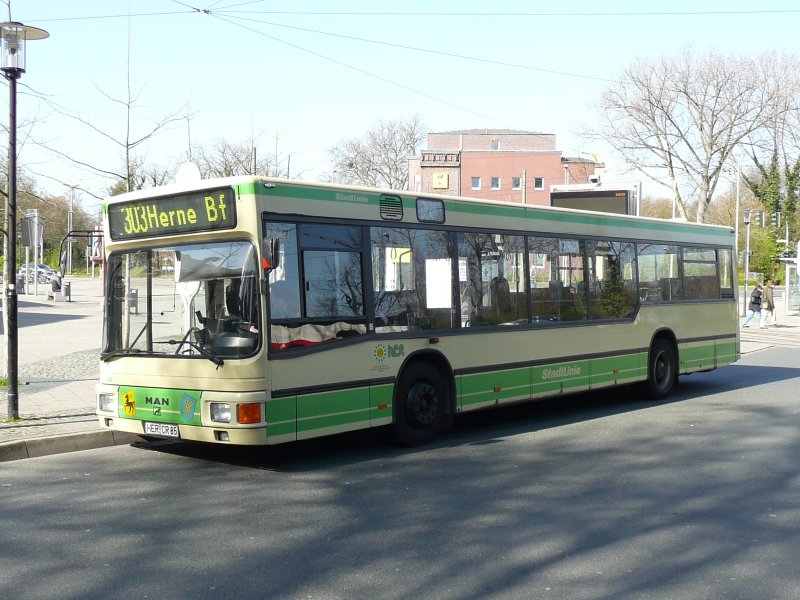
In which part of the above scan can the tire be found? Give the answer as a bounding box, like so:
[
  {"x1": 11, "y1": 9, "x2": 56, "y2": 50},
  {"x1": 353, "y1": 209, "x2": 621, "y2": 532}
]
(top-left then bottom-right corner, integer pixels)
[
  {"x1": 644, "y1": 338, "x2": 677, "y2": 400},
  {"x1": 393, "y1": 361, "x2": 446, "y2": 447}
]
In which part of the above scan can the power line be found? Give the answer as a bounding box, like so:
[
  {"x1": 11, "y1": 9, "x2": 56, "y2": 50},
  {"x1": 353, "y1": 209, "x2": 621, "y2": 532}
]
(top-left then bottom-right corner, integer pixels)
[
  {"x1": 207, "y1": 12, "x2": 520, "y2": 130},
  {"x1": 211, "y1": 13, "x2": 618, "y2": 84},
  {"x1": 23, "y1": 10, "x2": 191, "y2": 24},
  {"x1": 211, "y1": 5, "x2": 800, "y2": 18}
]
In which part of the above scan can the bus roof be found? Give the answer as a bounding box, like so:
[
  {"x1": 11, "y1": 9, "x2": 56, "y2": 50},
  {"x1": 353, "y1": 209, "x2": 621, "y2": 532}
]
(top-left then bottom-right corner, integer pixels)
[{"x1": 103, "y1": 175, "x2": 734, "y2": 242}]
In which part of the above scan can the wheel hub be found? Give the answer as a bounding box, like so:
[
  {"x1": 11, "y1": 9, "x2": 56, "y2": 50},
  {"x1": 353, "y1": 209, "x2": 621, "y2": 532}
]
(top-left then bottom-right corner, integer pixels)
[{"x1": 408, "y1": 382, "x2": 438, "y2": 426}]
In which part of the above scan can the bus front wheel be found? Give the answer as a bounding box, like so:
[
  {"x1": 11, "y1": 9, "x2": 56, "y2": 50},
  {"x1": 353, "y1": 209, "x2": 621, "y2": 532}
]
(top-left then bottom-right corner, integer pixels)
[
  {"x1": 644, "y1": 338, "x2": 677, "y2": 400},
  {"x1": 393, "y1": 362, "x2": 445, "y2": 446}
]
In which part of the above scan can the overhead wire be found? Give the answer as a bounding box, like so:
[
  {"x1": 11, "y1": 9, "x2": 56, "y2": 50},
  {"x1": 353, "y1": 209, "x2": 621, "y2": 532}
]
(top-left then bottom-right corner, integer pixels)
[
  {"x1": 205, "y1": 11, "x2": 519, "y2": 129},
  {"x1": 18, "y1": 3, "x2": 795, "y2": 200},
  {"x1": 207, "y1": 12, "x2": 618, "y2": 84},
  {"x1": 24, "y1": 10, "x2": 191, "y2": 24},
  {"x1": 209, "y1": 4, "x2": 800, "y2": 18}
]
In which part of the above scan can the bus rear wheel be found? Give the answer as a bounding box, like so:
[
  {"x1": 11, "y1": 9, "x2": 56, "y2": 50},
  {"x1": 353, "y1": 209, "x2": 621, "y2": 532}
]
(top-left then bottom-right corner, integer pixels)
[
  {"x1": 644, "y1": 338, "x2": 677, "y2": 400},
  {"x1": 393, "y1": 361, "x2": 446, "y2": 446}
]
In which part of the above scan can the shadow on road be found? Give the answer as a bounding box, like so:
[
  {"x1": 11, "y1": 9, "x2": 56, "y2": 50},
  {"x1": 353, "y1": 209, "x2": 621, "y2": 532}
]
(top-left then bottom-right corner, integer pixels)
[{"x1": 132, "y1": 359, "x2": 798, "y2": 472}]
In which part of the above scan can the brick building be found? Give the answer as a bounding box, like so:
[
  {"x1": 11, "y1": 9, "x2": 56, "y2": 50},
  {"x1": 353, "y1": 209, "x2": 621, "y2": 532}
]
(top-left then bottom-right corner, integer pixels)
[{"x1": 407, "y1": 129, "x2": 600, "y2": 206}]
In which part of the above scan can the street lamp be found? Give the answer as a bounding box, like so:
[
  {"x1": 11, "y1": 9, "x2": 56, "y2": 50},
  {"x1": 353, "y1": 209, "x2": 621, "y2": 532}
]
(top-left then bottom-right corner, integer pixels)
[
  {"x1": 2, "y1": 21, "x2": 48, "y2": 420},
  {"x1": 742, "y1": 209, "x2": 753, "y2": 317}
]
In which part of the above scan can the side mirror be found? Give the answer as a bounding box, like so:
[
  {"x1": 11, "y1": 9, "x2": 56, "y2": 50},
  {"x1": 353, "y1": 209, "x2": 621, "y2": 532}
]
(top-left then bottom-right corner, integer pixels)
[{"x1": 261, "y1": 237, "x2": 280, "y2": 271}]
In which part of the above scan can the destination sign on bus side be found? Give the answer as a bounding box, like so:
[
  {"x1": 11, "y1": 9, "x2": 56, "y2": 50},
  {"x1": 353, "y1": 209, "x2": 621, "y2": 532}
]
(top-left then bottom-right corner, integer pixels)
[{"x1": 108, "y1": 187, "x2": 236, "y2": 240}]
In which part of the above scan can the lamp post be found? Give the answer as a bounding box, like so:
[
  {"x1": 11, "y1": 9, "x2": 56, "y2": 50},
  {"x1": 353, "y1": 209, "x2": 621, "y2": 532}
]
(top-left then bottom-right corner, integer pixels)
[
  {"x1": 2, "y1": 21, "x2": 48, "y2": 420},
  {"x1": 742, "y1": 209, "x2": 753, "y2": 317}
]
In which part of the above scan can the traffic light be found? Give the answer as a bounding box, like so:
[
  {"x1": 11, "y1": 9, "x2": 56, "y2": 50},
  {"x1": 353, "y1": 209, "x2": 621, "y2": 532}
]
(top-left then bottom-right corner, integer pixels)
[{"x1": 771, "y1": 211, "x2": 780, "y2": 228}]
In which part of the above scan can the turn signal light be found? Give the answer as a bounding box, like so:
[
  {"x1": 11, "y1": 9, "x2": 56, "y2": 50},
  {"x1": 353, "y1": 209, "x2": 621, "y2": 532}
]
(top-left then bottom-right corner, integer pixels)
[{"x1": 237, "y1": 403, "x2": 261, "y2": 424}]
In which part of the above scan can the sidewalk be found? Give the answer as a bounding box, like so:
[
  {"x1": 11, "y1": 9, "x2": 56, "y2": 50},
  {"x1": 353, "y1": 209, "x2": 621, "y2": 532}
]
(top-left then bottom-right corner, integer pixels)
[
  {"x1": 2, "y1": 282, "x2": 800, "y2": 461},
  {"x1": 0, "y1": 276, "x2": 142, "y2": 460}
]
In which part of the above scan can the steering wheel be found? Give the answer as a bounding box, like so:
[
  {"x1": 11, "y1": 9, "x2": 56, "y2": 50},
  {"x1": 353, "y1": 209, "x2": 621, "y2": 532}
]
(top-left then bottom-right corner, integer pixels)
[
  {"x1": 174, "y1": 326, "x2": 202, "y2": 355},
  {"x1": 226, "y1": 318, "x2": 257, "y2": 334}
]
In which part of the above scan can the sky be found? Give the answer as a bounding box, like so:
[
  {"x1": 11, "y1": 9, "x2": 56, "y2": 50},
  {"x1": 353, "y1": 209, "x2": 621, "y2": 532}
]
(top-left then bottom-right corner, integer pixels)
[{"x1": 6, "y1": 0, "x2": 800, "y2": 215}]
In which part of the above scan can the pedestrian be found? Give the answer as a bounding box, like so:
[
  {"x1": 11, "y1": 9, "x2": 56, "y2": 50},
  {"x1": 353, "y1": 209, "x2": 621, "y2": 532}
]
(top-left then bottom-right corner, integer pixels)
[
  {"x1": 51, "y1": 271, "x2": 62, "y2": 293},
  {"x1": 759, "y1": 279, "x2": 776, "y2": 328},
  {"x1": 741, "y1": 283, "x2": 763, "y2": 327}
]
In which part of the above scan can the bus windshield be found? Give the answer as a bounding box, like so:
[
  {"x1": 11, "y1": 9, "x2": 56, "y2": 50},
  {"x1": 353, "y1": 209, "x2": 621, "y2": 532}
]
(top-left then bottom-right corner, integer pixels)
[{"x1": 102, "y1": 240, "x2": 260, "y2": 362}]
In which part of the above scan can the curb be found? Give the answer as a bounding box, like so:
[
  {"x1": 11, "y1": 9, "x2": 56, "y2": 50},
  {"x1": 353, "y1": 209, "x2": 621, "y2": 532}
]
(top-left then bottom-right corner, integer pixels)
[{"x1": 0, "y1": 430, "x2": 145, "y2": 462}]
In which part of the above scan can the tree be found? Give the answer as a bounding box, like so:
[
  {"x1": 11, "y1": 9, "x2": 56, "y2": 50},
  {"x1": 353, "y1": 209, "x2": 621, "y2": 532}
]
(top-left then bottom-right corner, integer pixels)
[
  {"x1": 329, "y1": 115, "x2": 426, "y2": 190},
  {"x1": 23, "y1": 193, "x2": 97, "y2": 269},
  {"x1": 742, "y1": 108, "x2": 800, "y2": 251},
  {"x1": 107, "y1": 157, "x2": 174, "y2": 197},
  {"x1": 191, "y1": 138, "x2": 280, "y2": 179},
  {"x1": 31, "y1": 26, "x2": 186, "y2": 198},
  {"x1": 640, "y1": 196, "x2": 674, "y2": 220},
  {"x1": 591, "y1": 49, "x2": 793, "y2": 223}
]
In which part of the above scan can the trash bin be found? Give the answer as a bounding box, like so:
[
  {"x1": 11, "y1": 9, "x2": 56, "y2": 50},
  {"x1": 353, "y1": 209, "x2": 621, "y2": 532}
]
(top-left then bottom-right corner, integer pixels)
[
  {"x1": 63, "y1": 281, "x2": 71, "y2": 302},
  {"x1": 128, "y1": 288, "x2": 138, "y2": 314},
  {"x1": 16, "y1": 275, "x2": 25, "y2": 295}
]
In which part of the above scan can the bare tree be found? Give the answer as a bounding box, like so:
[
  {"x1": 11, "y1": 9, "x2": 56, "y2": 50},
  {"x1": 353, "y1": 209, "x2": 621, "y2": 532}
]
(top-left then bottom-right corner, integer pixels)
[
  {"x1": 589, "y1": 49, "x2": 790, "y2": 223},
  {"x1": 191, "y1": 138, "x2": 278, "y2": 179},
  {"x1": 31, "y1": 26, "x2": 186, "y2": 196},
  {"x1": 107, "y1": 157, "x2": 174, "y2": 196},
  {"x1": 329, "y1": 115, "x2": 426, "y2": 190}
]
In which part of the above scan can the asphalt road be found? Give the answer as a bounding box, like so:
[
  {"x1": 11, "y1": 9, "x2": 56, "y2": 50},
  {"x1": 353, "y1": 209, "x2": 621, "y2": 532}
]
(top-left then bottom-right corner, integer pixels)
[{"x1": 2, "y1": 346, "x2": 799, "y2": 600}]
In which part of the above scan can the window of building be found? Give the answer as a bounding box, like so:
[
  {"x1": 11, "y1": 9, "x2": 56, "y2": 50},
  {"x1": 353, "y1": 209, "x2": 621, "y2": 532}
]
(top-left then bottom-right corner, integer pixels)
[
  {"x1": 491, "y1": 177, "x2": 501, "y2": 190},
  {"x1": 512, "y1": 177, "x2": 521, "y2": 190},
  {"x1": 491, "y1": 139, "x2": 500, "y2": 150},
  {"x1": 471, "y1": 176, "x2": 481, "y2": 190},
  {"x1": 534, "y1": 177, "x2": 544, "y2": 190}
]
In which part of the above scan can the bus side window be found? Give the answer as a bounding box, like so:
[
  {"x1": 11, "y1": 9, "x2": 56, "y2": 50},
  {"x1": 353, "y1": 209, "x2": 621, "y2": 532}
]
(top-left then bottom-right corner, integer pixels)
[
  {"x1": 266, "y1": 222, "x2": 302, "y2": 320},
  {"x1": 372, "y1": 226, "x2": 455, "y2": 331},
  {"x1": 683, "y1": 247, "x2": 720, "y2": 300},
  {"x1": 269, "y1": 222, "x2": 368, "y2": 351},
  {"x1": 587, "y1": 240, "x2": 636, "y2": 319},
  {"x1": 637, "y1": 244, "x2": 681, "y2": 303},
  {"x1": 458, "y1": 232, "x2": 526, "y2": 327}
]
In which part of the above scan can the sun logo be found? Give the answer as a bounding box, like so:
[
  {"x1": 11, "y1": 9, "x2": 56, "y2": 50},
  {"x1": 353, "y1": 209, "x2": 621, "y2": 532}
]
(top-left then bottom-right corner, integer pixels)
[{"x1": 374, "y1": 344, "x2": 387, "y2": 363}]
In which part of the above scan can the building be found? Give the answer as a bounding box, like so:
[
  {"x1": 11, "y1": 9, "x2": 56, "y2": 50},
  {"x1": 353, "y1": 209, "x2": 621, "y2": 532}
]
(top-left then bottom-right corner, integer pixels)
[{"x1": 407, "y1": 129, "x2": 600, "y2": 205}]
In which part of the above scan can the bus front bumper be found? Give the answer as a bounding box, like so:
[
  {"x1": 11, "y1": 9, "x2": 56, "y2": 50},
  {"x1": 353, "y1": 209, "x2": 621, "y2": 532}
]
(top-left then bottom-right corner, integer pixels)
[{"x1": 96, "y1": 414, "x2": 268, "y2": 445}]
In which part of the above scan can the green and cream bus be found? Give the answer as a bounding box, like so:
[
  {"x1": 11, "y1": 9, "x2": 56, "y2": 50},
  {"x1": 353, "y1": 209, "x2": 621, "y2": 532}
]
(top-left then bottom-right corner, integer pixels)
[{"x1": 96, "y1": 176, "x2": 739, "y2": 446}]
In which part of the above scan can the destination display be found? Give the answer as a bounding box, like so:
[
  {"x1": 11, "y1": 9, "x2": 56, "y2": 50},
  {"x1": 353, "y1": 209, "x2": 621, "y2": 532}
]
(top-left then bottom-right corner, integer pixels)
[{"x1": 108, "y1": 187, "x2": 236, "y2": 240}]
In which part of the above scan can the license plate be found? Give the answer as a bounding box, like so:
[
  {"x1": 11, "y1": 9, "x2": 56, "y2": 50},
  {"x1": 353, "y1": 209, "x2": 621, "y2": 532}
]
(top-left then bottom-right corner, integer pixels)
[{"x1": 143, "y1": 422, "x2": 180, "y2": 438}]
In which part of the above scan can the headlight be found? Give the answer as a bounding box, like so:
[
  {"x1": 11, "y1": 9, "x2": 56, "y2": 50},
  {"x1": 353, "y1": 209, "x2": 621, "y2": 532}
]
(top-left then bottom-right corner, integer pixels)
[
  {"x1": 210, "y1": 402, "x2": 231, "y2": 423},
  {"x1": 98, "y1": 393, "x2": 116, "y2": 413}
]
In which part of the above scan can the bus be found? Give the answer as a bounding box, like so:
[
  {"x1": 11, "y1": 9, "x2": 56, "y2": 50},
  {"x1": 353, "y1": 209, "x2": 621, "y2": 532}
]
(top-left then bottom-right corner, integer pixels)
[{"x1": 96, "y1": 176, "x2": 739, "y2": 446}]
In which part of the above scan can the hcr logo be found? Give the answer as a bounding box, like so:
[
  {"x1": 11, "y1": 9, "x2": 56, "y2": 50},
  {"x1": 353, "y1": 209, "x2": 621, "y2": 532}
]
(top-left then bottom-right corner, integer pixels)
[{"x1": 387, "y1": 343, "x2": 405, "y2": 358}]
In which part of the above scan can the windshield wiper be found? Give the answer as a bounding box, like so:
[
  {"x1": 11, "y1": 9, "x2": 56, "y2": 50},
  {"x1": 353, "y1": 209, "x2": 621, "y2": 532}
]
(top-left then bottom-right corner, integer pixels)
[
  {"x1": 168, "y1": 338, "x2": 224, "y2": 367},
  {"x1": 154, "y1": 328, "x2": 224, "y2": 367},
  {"x1": 101, "y1": 348, "x2": 146, "y2": 361}
]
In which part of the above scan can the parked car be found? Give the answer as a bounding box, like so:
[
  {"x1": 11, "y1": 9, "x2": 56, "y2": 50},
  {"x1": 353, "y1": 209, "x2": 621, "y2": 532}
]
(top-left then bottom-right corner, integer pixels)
[{"x1": 17, "y1": 264, "x2": 56, "y2": 283}]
